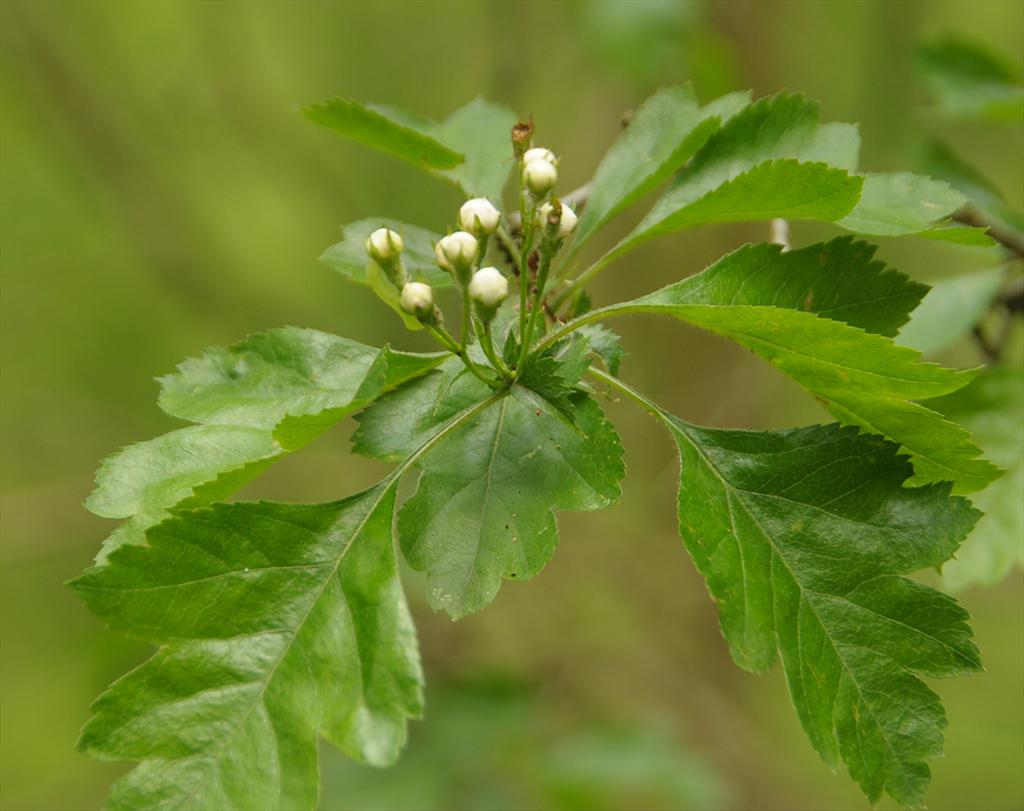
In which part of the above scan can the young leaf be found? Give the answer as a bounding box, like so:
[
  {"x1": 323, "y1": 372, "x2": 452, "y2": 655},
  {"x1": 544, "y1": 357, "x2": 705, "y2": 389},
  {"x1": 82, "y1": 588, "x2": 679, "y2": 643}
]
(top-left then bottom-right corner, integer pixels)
[
  {"x1": 73, "y1": 484, "x2": 422, "y2": 811},
  {"x1": 432, "y1": 96, "x2": 518, "y2": 202},
  {"x1": 397, "y1": 386, "x2": 624, "y2": 617},
  {"x1": 304, "y1": 97, "x2": 463, "y2": 169},
  {"x1": 591, "y1": 370, "x2": 980, "y2": 807},
  {"x1": 355, "y1": 362, "x2": 624, "y2": 617},
  {"x1": 595, "y1": 93, "x2": 864, "y2": 268},
  {"x1": 918, "y1": 138, "x2": 1024, "y2": 233},
  {"x1": 88, "y1": 329, "x2": 443, "y2": 556},
  {"x1": 572, "y1": 86, "x2": 750, "y2": 250},
  {"x1": 583, "y1": 93, "x2": 967, "y2": 277},
  {"x1": 931, "y1": 367, "x2": 1024, "y2": 590},
  {"x1": 320, "y1": 218, "x2": 451, "y2": 287},
  {"x1": 896, "y1": 268, "x2": 1006, "y2": 356},
  {"x1": 838, "y1": 172, "x2": 966, "y2": 236},
  {"x1": 516, "y1": 334, "x2": 594, "y2": 419},
  {"x1": 553, "y1": 239, "x2": 999, "y2": 493},
  {"x1": 305, "y1": 96, "x2": 516, "y2": 201}
]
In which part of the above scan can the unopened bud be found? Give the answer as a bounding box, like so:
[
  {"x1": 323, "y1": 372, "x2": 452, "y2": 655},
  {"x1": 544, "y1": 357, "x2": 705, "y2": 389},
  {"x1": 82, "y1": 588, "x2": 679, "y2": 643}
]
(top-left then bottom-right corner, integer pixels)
[
  {"x1": 537, "y1": 201, "x2": 578, "y2": 238},
  {"x1": 523, "y1": 159, "x2": 557, "y2": 197},
  {"x1": 400, "y1": 282, "x2": 434, "y2": 319},
  {"x1": 469, "y1": 267, "x2": 508, "y2": 308},
  {"x1": 523, "y1": 147, "x2": 556, "y2": 166},
  {"x1": 458, "y1": 198, "x2": 501, "y2": 236},
  {"x1": 434, "y1": 231, "x2": 479, "y2": 284},
  {"x1": 469, "y1": 267, "x2": 508, "y2": 322},
  {"x1": 365, "y1": 227, "x2": 404, "y2": 263}
]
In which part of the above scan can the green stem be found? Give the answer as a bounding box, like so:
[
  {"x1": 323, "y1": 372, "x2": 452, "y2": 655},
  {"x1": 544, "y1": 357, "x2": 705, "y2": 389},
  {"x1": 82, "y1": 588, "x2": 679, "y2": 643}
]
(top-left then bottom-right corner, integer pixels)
[
  {"x1": 460, "y1": 286, "x2": 472, "y2": 351},
  {"x1": 586, "y1": 367, "x2": 662, "y2": 419},
  {"x1": 477, "y1": 233, "x2": 491, "y2": 267},
  {"x1": 530, "y1": 301, "x2": 624, "y2": 357},
  {"x1": 551, "y1": 251, "x2": 613, "y2": 313},
  {"x1": 495, "y1": 225, "x2": 521, "y2": 268},
  {"x1": 477, "y1": 318, "x2": 514, "y2": 378},
  {"x1": 517, "y1": 196, "x2": 538, "y2": 354},
  {"x1": 427, "y1": 324, "x2": 496, "y2": 387},
  {"x1": 517, "y1": 237, "x2": 555, "y2": 370},
  {"x1": 390, "y1": 389, "x2": 507, "y2": 481}
]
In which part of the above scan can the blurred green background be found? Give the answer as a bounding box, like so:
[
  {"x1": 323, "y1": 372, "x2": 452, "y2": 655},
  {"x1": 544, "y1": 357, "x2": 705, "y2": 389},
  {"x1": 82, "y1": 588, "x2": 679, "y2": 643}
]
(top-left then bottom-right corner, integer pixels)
[{"x1": 2, "y1": 1, "x2": 1022, "y2": 809}]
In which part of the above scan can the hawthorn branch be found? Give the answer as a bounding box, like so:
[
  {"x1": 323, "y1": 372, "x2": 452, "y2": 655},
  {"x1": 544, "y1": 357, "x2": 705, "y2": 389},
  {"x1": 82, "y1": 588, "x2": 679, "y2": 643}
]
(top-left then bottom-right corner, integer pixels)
[{"x1": 953, "y1": 206, "x2": 1024, "y2": 259}]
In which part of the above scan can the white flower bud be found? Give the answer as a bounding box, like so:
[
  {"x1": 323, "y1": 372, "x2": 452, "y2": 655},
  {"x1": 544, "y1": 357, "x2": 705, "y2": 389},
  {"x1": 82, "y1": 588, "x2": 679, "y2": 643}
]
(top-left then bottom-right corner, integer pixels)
[
  {"x1": 469, "y1": 267, "x2": 508, "y2": 309},
  {"x1": 400, "y1": 281, "x2": 434, "y2": 316},
  {"x1": 537, "y1": 202, "x2": 578, "y2": 237},
  {"x1": 458, "y1": 198, "x2": 501, "y2": 236},
  {"x1": 365, "y1": 227, "x2": 404, "y2": 263},
  {"x1": 434, "y1": 231, "x2": 479, "y2": 283},
  {"x1": 523, "y1": 147, "x2": 556, "y2": 166},
  {"x1": 523, "y1": 158, "x2": 557, "y2": 197}
]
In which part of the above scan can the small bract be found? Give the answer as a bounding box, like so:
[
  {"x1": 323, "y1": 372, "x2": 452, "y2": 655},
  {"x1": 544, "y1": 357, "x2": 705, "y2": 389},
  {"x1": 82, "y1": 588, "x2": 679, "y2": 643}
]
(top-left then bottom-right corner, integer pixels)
[{"x1": 537, "y1": 201, "x2": 578, "y2": 237}]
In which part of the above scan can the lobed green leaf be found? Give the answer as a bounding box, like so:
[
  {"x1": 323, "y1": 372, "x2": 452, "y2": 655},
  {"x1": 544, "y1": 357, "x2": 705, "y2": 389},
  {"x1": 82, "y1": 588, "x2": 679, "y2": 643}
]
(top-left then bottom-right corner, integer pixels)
[
  {"x1": 591, "y1": 371, "x2": 980, "y2": 806},
  {"x1": 354, "y1": 361, "x2": 625, "y2": 617},
  {"x1": 557, "y1": 239, "x2": 999, "y2": 493},
  {"x1": 73, "y1": 484, "x2": 422, "y2": 810},
  {"x1": 87, "y1": 329, "x2": 443, "y2": 554}
]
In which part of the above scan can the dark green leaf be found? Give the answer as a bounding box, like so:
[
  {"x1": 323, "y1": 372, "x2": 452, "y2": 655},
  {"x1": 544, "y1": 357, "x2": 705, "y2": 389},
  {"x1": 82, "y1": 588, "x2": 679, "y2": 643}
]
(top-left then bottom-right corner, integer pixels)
[
  {"x1": 669, "y1": 418, "x2": 979, "y2": 806},
  {"x1": 562, "y1": 239, "x2": 998, "y2": 493},
  {"x1": 354, "y1": 362, "x2": 623, "y2": 616},
  {"x1": 590, "y1": 371, "x2": 980, "y2": 807}
]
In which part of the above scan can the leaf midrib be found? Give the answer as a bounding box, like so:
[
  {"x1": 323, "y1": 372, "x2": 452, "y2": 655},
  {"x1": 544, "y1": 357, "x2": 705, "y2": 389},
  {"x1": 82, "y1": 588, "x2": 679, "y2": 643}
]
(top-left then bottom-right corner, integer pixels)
[{"x1": 670, "y1": 418, "x2": 912, "y2": 790}]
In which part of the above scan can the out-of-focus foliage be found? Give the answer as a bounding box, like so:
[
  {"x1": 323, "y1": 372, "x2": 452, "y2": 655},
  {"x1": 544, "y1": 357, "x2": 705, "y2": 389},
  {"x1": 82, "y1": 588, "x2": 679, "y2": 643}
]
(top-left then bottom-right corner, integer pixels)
[
  {"x1": 917, "y1": 36, "x2": 1024, "y2": 121},
  {"x1": 321, "y1": 678, "x2": 729, "y2": 811},
  {"x1": 933, "y1": 368, "x2": 1024, "y2": 591}
]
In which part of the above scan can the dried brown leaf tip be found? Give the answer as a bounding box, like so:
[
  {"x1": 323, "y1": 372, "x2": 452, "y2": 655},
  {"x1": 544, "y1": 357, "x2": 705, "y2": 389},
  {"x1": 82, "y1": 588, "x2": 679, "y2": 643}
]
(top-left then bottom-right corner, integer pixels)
[{"x1": 511, "y1": 116, "x2": 534, "y2": 158}]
